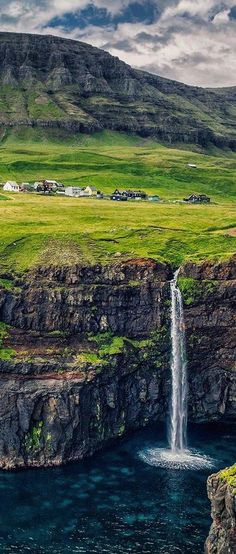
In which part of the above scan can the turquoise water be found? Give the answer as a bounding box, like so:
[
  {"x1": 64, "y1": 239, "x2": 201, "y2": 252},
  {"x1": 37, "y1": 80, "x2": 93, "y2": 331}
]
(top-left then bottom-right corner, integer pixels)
[{"x1": 0, "y1": 423, "x2": 235, "y2": 554}]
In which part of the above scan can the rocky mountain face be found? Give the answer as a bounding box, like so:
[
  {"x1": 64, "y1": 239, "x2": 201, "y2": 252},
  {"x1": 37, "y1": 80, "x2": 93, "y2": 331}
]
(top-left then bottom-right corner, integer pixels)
[
  {"x1": 205, "y1": 465, "x2": 236, "y2": 554},
  {"x1": 0, "y1": 257, "x2": 235, "y2": 469},
  {"x1": 0, "y1": 32, "x2": 236, "y2": 147}
]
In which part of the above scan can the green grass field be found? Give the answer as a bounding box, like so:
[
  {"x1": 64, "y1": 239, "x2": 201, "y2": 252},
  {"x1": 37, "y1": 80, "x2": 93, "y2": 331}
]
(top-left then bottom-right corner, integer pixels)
[{"x1": 0, "y1": 129, "x2": 235, "y2": 273}]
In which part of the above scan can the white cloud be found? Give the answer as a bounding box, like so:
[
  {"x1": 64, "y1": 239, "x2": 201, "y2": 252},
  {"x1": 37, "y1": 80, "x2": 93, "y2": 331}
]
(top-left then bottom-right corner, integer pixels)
[
  {"x1": 0, "y1": 0, "x2": 236, "y2": 87},
  {"x1": 212, "y1": 9, "x2": 230, "y2": 24}
]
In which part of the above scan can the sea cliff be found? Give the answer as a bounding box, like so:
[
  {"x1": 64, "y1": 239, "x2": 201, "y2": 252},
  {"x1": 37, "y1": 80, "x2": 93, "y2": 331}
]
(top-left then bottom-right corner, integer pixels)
[
  {"x1": 0, "y1": 257, "x2": 235, "y2": 469},
  {"x1": 205, "y1": 465, "x2": 236, "y2": 554}
]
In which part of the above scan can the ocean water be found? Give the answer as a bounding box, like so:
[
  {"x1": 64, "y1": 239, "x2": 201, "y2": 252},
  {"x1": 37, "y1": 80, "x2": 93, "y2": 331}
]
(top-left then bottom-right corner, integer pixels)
[{"x1": 0, "y1": 423, "x2": 235, "y2": 554}]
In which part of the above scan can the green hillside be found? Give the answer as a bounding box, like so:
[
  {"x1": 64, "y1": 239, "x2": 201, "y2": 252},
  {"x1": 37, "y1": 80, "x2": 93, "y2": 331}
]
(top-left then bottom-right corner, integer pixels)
[
  {"x1": 0, "y1": 130, "x2": 235, "y2": 273},
  {"x1": 0, "y1": 32, "x2": 236, "y2": 148}
]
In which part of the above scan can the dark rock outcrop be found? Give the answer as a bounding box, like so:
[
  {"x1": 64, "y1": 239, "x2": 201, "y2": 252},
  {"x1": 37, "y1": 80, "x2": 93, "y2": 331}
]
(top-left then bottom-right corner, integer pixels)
[
  {"x1": 0, "y1": 32, "x2": 236, "y2": 147},
  {"x1": 0, "y1": 257, "x2": 235, "y2": 469},
  {"x1": 0, "y1": 259, "x2": 171, "y2": 335},
  {"x1": 205, "y1": 465, "x2": 236, "y2": 554}
]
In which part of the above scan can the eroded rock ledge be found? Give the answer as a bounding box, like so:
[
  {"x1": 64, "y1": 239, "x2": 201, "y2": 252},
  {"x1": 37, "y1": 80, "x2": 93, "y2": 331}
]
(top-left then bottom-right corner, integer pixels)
[
  {"x1": 0, "y1": 257, "x2": 235, "y2": 469},
  {"x1": 205, "y1": 465, "x2": 236, "y2": 554}
]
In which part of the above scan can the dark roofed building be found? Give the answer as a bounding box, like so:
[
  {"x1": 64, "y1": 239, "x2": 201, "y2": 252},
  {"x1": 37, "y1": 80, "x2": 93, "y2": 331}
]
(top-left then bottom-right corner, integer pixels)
[{"x1": 184, "y1": 194, "x2": 210, "y2": 203}]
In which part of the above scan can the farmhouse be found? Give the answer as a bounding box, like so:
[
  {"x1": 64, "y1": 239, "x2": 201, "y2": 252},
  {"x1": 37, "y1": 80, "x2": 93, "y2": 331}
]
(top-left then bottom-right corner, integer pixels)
[
  {"x1": 128, "y1": 190, "x2": 147, "y2": 199},
  {"x1": 33, "y1": 181, "x2": 43, "y2": 190},
  {"x1": 3, "y1": 181, "x2": 20, "y2": 192},
  {"x1": 65, "y1": 187, "x2": 83, "y2": 197},
  {"x1": 84, "y1": 186, "x2": 97, "y2": 196},
  {"x1": 184, "y1": 194, "x2": 210, "y2": 203},
  {"x1": 79, "y1": 188, "x2": 90, "y2": 197},
  {"x1": 44, "y1": 180, "x2": 58, "y2": 189},
  {"x1": 21, "y1": 182, "x2": 32, "y2": 192},
  {"x1": 112, "y1": 189, "x2": 147, "y2": 200},
  {"x1": 111, "y1": 192, "x2": 128, "y2": 201},
  {"x1": 56, "y1": 184, "x2": 65, "y2": 194}
]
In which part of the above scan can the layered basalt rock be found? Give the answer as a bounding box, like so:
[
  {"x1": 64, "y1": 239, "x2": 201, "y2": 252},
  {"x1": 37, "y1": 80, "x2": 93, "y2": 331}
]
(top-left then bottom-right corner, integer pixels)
[
  {"x1": 0, "y1": 259, "x2": 171, "y2": 469},
  {"x1": 0, "y1": 257, "x2": 235, "y2": 469},
  {"x1": 0, "y1": 259, "x2": 171, "y2": 335},
  {"x1": 180, "y1": 259, "x2": 236, "y2": 422},
  {"x1": 205, "y1": 465, "x2": 236, "y2": 554}
]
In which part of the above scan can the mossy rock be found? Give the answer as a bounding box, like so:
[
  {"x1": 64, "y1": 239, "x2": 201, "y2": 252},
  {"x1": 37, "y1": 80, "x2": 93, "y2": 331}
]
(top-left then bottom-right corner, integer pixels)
[
  {"x1": 220, "y1": 464, "x2": 236, "y2": 494},
  {"x1": 178, "y1": 277, "x2": 217, "y2": 306}
]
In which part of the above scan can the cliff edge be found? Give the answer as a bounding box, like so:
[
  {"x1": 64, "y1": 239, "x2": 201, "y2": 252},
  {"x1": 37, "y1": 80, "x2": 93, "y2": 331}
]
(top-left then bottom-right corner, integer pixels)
[{"x1": 205, "y1": 465, "x2": 236, "y2": 554}]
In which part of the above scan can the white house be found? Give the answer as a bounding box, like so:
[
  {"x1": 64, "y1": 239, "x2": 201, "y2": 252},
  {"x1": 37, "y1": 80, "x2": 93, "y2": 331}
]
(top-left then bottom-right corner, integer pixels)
[
  {"x1": 84, "y1": 186, "x2": 97, "y2": 196},
  {"x1": 79, "y1": 188, "x2": 90, "y2": 197},
  {"x1": 65, "y1": 187, "x2": 82, "y2": 197},
  {"x1": 45, "y1": 180, "x2": 58, "y2": 186},
  {"x1": 33, "y1": 181, "x2": 43, "y2": 190},
  {"x1": 3, "y1": 181, "x2": 20, "y2": 192}
]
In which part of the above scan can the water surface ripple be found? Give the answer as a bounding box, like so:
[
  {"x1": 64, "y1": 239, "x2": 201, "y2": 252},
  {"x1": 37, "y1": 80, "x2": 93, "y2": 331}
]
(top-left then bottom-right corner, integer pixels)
[{"x1": 0, "y1": 423, "x2": 235, "y2": 554}]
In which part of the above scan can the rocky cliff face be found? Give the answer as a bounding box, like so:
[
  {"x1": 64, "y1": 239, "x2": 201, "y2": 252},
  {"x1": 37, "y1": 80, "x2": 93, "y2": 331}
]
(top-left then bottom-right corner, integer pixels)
[
  {"x1": 0, "y1": 32, "x2": 236, "y2": 147},
  {"x1": 180, "y1": 259, "x2": 236, "y2": 422},
  {"x1": 0, "y1": 257, "x2": 235, "y2": 469},
  {"x1": 205, "y1": 465, "x2": 236, "y2": 554}
]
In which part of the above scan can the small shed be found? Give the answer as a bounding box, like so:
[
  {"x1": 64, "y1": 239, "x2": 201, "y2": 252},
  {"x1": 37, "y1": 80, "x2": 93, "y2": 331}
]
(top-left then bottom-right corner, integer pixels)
[
  {"x1": 3, "y1": 181, "x2": 20, "y2": 192},
  {"x1": 148, "y1": 195, "x2": 160, "y2": 202}
]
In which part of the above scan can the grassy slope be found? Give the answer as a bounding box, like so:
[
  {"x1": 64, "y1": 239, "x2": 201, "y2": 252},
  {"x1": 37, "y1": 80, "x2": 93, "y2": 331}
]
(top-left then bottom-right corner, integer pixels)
[{"x1": 0, "y1": 129, "x2": 235, "y2": 272}]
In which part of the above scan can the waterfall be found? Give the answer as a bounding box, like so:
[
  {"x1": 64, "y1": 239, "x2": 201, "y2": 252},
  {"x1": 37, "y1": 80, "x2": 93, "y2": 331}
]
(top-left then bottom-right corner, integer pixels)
[
  {"x1": 139, "y1": 268, "x2": 214, "y2": 469},
  {"x1": 169, "y1": 269, "x2": 188, "y2": 452}
]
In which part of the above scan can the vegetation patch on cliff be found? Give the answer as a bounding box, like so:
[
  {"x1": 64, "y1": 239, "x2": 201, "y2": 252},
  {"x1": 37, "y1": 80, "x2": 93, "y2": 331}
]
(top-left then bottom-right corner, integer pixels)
[
  {"x1": 0, "y1": 322, "x2": 16, "y2": 360},
  {"x1": 89, "y1": 333, "x2": 125, "y2": 357},
  {"x1": 220, "y1": 464, "x2": 236, "y2": 494},
  {"x1": 24, "y1": 421, "x2": 44, "y2": 453},
  {"x1": 178, "y1": 277, "x2": 217, "y2": 305}
]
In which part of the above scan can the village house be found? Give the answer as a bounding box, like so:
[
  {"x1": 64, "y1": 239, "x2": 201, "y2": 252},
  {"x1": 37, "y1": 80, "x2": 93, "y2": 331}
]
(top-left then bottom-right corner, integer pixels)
[
  {"x1": 111, "y1": 191, "x2": 128, "y2": 201},
  {"x1": 79, "y1": 188, "x2": 90, "y2": 197},
  {"x1": 3, "y1": 181, "x2": 20, "y2": 192},
  {"x1": 84, "y1": 185, "x2": 97, "y2": 196},
  {"x1": 44, "y1": 180, "x2": 59, "y2": 191},
  {"x1": 112, "y1": 189, "x2": 147, "y2": 200},
  {"x1": 33, "y1": 181, "x2": 43, "y2": 190},
  {"x1": 127, "y1": 189, "x2": 147, "y2": 199},
  {"x1": 65, "y1": 186, "x2": 83, "y2": 197},
  {"x1": 21, "y1": 182, "x2": 32, "y2": 192},
  {"x1": 33, "y1": 180, "x2": 65, "y2": 193},
  {"x1": 184, "y1": 194, "x2": 210, "y2": 203},
  {"x1": 56, "y1": 184, "x2": 66, "y2": 195}
]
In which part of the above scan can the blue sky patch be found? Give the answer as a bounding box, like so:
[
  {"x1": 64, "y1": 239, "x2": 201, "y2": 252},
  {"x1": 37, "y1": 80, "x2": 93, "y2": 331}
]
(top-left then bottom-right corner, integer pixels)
[{"x1": 48, "y1": 1, "x2": 158, "y2": 31}]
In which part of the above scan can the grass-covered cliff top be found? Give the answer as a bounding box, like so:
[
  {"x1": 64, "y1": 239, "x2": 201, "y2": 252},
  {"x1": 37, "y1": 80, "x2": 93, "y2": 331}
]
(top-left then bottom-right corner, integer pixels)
[
  {"x1": 0, "y1": 130, "x2": 235, "y2": 272},
  {"x1": 220, "y1": 464, "x2": 236, "y2": 494}
]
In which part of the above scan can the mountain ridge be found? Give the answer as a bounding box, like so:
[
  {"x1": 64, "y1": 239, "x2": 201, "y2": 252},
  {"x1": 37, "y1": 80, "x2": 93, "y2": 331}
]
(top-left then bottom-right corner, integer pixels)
[{"x1": 0, "y1": 31, "x2": 236, "y2": 147}]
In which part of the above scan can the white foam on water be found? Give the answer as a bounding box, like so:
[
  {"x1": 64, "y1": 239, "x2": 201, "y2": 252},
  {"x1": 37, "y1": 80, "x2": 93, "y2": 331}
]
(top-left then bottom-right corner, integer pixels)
[{"x1": 139, "y1": 447, "x2": 215, "y2": 470}]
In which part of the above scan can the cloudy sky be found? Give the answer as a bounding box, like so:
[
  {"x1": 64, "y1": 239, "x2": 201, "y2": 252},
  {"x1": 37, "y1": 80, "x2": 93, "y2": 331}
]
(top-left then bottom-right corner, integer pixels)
[{"x1": 0, "y1": 0, "x2": 236, "y2": 87}]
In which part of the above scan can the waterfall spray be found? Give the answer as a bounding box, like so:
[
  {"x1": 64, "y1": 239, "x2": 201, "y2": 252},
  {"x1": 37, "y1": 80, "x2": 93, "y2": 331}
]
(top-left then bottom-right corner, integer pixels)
[{"x1": 169, "y1": 269, "x2": 188, "y2": 452}]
